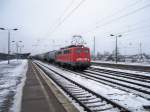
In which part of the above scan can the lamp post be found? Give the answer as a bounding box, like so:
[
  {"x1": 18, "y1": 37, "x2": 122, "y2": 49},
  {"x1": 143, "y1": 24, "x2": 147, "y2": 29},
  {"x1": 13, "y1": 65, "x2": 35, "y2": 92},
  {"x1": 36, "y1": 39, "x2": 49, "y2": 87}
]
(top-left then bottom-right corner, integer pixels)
[
  {"x1": 19, "y1": 45, "x2": 24, "y2": 53},
  {"x1": 12, "y1": 41, "x2": 22, "y2": 59},
  {"x1": 0, "y1": 28, "x2": 18, "y2": 64},
  {"x1": 110, "y1": 34, "x2": 122, "y2": 63},
  {"x1": 93, "y1": 36, "x2": 96, "y2": 60}
]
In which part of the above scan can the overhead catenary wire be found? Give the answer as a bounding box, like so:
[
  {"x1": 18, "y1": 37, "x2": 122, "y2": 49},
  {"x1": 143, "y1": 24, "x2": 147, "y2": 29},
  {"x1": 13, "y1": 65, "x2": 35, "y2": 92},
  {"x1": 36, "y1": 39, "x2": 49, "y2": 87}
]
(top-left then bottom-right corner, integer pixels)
[
  {"x1": 46, "y1": 0, "x2": 141, "y2": 39},
  {"x1": 96, "y1": 0, "x2": 143, "y2": 25},
  {"x1": 80, "y1": 0, "x2": 143, "y2": 35},
  {"x1": 49, "y1": 0, "x2": 86, "y2": 36},
  {"x1": 38, "y1": 1, "x2": 150, "y2": 52},
  {"x1": 47, "y1": 0, "x2": 75, "y2": 33},
  {"x1": 82, "y1": 2, "x2": 150, "y2": 35},
  {"x1": 35, "y1": 0, "x2": 76, "y2": 50},
  {"x1": 42, "y1": 0, "x2": 75, "y2": 39},
  {"x1": 108, "y1": 17, "x2": 150, "y2": 35},
  {"x1": 46, "y1": 0, "x2": 145, "y2": 38},
  {"x1": 98, "y1": 3, "x2": 150, "y2": 27},
  {"x1": 118, "y1": 24, "x2": 150, "y2": 36}
]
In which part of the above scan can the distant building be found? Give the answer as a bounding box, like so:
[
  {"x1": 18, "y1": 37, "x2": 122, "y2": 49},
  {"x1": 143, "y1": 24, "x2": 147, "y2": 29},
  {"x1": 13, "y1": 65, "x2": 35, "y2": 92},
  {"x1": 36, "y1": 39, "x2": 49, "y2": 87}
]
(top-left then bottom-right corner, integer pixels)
[
  {"x1": 0, "y1": 53, "x2": 15, "y2": 60},
  {"x1": 14, "y1": 53, "x2": 31, "y2": 59},
  {"x1": 0, "y1": 53, "x2": 30, "y2": 61}
]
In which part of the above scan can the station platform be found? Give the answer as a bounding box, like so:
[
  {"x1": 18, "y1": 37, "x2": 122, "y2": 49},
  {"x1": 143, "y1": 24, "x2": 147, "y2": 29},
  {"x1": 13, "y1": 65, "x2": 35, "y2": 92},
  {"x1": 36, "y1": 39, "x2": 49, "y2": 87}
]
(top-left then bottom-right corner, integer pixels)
[{"x1": 21, "y1": 61, "x2": 79, "y2": 112}]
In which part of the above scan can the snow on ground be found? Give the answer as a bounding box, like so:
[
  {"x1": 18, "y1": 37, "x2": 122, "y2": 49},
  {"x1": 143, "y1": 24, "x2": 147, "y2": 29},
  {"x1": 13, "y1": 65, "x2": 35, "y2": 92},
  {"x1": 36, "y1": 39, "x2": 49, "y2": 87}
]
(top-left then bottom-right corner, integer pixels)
[
  {"x1": 0, "y1": 59, "x2": 28, "y2": 112},
  {"x1": 92, "y1": 60, "x2": 150, "y2": 67},
  {"x1": 36, "y1": 61, "x2": 150, "y2": 112}
]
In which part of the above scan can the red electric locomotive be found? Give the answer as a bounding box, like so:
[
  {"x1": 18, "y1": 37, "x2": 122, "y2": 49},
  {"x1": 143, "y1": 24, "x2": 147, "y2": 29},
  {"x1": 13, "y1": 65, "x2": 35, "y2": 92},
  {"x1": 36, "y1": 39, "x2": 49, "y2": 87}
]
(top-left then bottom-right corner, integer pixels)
[{"x1": 55, "y1": 45, "x2": 91, "y2": 70}]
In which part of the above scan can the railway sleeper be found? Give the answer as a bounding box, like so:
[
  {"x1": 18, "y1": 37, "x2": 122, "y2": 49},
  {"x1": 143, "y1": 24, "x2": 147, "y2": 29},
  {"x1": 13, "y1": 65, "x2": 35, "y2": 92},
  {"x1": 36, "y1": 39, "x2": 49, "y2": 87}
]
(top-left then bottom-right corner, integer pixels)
[
  {"x1": 143, "y1": 105, "x2": 150, "y2": 110},
  {"x1": 78, "y1": 96, "x2": 96, "y2": 101},
  {"x1": 82, "y1": 99, "x2": 103, "y2": 105},
  {"x1": 82, "y1": 99, "x2": 101, "y2": 104},
  {"x1": 71, "y1": 90, "x2": 86, "y2": 94},
  {"x1": 71, "y1": 91, "x2": 88, "y2": 95},
  {"x1": 72, "y1": 92, "x2": 90, "y2": 96},
  {"x1": 66, "y1": 88, "x2": 83, "y2": 92},
  {"x1": 67, "y1": 87, "x2": 83, "y2": 91},
  {"x1": 64, "y1": 85, "x2": 79, "y2": 89},
  {"x1": 86, "y1": 102, "x2": 106, "y2": 108},
  {"x1": 57, "y1": 81, "x2": 73, "y2": 86},
  {"x1": 90, "y1": 105, "x2": 113, "y2": 112},
  {"x1": 75, "y1": 93, "x2": 92, "y2": 98},
  {"x1": 76, "y1": 95, "x2": 92, "y2": 99}
]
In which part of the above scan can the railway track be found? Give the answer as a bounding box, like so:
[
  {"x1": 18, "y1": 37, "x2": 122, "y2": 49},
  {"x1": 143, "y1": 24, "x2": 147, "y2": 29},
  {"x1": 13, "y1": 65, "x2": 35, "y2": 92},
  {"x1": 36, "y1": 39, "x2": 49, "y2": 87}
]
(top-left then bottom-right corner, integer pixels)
[
  {"x1": 41, "y1": 62, "x2": 150, "y2": 100},
  {"x1": 36, "y1": 60, "x2": 150, "y2": 100},
  {"x1": 91, "y1": 62, "x2": 150, "y2": 72},
  {"x1": 34, "y1": 61, "x2": 130, "y2": 112},
  {"x1": 51, "y1": 64, "x2": 150, "y2": 99},
  {"x1": 84, "y1": 67, "x2": 150, "y2": 99},
  {"x1": 42, "y1": 62, "x2": 150, "y2": 100},
  {"x1": 89, "y1": 67, "x2": 150, "y2": 81}
]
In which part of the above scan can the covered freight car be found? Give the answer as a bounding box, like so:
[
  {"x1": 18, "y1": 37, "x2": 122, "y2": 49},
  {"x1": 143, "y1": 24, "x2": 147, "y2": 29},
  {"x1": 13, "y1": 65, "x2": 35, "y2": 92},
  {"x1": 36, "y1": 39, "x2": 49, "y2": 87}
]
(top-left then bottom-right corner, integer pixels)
[
  {"x1": 35, "y1": 53, "x2": 45, "y2": 60},
  {"x1": 45, "y1": 50, "x2": 56, "y2": 63}
]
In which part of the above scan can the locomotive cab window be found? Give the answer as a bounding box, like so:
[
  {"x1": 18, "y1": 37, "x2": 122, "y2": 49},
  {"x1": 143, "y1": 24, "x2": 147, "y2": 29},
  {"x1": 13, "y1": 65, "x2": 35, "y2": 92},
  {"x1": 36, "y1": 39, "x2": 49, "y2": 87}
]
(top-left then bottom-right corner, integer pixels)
[
  {"x1": 69, "y1": 50, "x2": 71, "y2": 53},
  {"x1": 57, "y1": 51, "x2": 62, "y2": 55},
  {"x1": 63, "y1": 50, "x2": 67, "y2": 54},
  {"x1": 64, "y1": 50, "x2": 70, "y2": 54},
  {"x1": 84, "y1": 49, "x2": 89, "y2": 53},
  {"x1": 76, "y1": 49, "x2": 82, "y2": 53}
]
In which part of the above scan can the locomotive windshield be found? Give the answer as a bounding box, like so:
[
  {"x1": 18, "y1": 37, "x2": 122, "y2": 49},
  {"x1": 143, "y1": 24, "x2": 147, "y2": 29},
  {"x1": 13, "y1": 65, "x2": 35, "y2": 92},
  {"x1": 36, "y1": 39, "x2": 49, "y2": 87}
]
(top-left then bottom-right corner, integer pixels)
[
  {"x1": 84, "y1": 49, "x2": 89, "y2": 53},
  {"x1": 76, "y1": 49, "x2": 82, "y2": 53},
  {"x1": 76, "y1": 48, "x2": 89, "y2": 53}
]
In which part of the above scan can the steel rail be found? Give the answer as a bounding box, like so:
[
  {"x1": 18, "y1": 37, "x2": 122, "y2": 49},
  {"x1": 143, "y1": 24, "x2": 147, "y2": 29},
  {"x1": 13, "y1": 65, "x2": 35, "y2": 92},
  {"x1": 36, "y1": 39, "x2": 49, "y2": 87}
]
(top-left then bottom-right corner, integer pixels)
[
  {"x1": 89, "y1": 67, "x2": 150, "y2": 80},
  {"x1": 34, "y1": 61, "x2": 130, "y2": 112},
  {"x1": 40, "y1": 62, "x2": 150, "y2": 99},
  {"x1": 88, "y1": 67, "x2": 150, "y2": 83}
]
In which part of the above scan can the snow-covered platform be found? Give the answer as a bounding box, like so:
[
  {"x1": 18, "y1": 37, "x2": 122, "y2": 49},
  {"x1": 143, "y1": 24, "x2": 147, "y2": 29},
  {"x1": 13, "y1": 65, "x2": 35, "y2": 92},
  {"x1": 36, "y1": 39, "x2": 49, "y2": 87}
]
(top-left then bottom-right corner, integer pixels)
[
  {"x1": 0, "y1": 59, "x2": 78, "y2": 112},
  {"x1": 0, "y1": 59, "x2": 28, "y2": 112},
  {"x1": 21, "y1": 60, "x2": 79, "y2": 112}
]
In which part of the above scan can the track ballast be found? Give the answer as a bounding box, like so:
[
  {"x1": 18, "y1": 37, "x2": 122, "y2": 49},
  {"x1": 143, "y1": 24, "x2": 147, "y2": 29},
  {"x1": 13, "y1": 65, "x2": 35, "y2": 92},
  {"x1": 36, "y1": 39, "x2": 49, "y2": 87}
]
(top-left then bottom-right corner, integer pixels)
[{"x1": 34, "y1": 61, "x2": 130, "y2": 112}]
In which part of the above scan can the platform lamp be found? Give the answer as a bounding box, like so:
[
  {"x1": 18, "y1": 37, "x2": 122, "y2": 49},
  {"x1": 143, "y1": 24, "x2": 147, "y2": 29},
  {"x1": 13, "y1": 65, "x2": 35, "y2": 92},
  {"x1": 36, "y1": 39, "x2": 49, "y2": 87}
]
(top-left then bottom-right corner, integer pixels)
[
  {"x1": 12, "y1": 40, "x2": 22, "y2": 59},
  {"x1": 110, "y1": 34, "x2": 122, "y2": 63},
  {"x1": 0, "y1": 28, "x2": 18, "y2": 64}
]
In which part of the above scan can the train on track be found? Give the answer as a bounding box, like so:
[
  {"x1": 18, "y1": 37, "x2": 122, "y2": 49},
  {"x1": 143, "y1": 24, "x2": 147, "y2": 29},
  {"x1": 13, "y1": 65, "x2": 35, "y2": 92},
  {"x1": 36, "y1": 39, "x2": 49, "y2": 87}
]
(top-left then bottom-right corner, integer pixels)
[{"x1": 33, "y1": 45, "x2": 91, "y2": 70}]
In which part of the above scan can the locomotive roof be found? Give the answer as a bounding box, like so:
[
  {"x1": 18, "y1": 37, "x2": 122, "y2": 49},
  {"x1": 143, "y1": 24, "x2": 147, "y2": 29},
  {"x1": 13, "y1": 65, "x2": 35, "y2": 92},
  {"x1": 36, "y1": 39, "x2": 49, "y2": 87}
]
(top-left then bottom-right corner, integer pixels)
[{"x1": 60, "y1": 45, "x2": 85, "y2": 49}]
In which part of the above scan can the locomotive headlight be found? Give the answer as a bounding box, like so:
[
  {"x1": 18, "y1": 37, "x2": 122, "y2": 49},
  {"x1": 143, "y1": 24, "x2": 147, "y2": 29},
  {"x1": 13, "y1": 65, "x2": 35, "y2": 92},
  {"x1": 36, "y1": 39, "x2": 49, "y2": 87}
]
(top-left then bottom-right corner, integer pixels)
[{"x1": 76, "y1": 58, "x2": 89, "y2": 61}]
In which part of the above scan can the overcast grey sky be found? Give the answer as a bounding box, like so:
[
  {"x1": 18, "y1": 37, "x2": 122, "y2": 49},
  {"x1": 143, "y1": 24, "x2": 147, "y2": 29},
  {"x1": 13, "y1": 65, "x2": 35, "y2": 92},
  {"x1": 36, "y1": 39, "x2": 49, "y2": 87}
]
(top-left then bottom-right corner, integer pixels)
[{"x1": 0, "y1": 0, "x2": 150, "y2": 55}]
